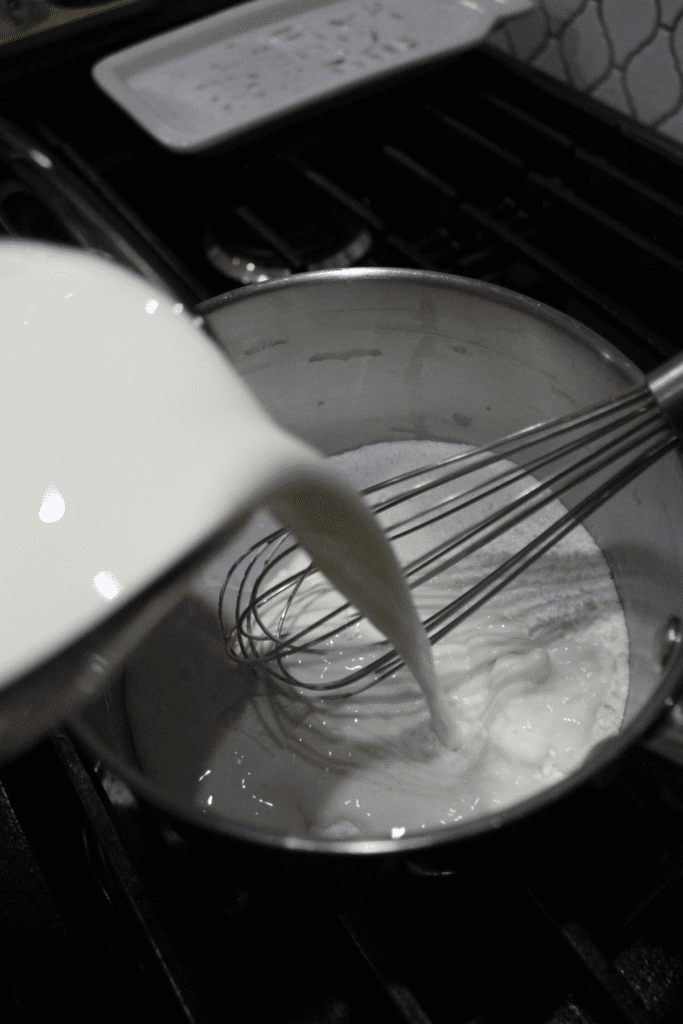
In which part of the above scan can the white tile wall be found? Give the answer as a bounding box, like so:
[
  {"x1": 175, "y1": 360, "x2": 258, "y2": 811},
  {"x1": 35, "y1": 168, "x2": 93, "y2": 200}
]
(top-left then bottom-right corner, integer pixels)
[{"x1": 488, "y1": 0, "x2": 683, "y2": 147}]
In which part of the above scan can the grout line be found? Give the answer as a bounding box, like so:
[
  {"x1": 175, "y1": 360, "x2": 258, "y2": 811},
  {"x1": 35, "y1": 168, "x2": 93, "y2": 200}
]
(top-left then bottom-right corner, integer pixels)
[
  {"x1": 554, "y1": 0, "x2": 591, "y2": 91},
  {"x1": 616, "y1": 66, "x2": 638, "y2": 122},
  {"x1": 593, "y1": 0, "x2": 615, "y2": 92},
  {"x1": 652, "y1": 26, "x2": 683, "y2": 126},
  {"x1": 525, "y1": 5, "x2": 552, "y2": 64},
  {"x1": 590, "y1": 0, "x2": 639, "y2": 121}
]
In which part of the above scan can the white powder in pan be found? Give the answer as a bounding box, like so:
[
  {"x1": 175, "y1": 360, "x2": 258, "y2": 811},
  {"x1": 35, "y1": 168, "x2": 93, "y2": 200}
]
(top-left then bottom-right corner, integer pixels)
[{"x1": 126, "y1": 440, "x2": 629, "y2": 840}]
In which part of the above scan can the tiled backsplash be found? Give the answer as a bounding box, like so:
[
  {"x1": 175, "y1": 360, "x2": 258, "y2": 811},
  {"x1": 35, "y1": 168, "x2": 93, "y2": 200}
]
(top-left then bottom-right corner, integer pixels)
[{"x1": 488, "y1": 0, "x2": 683, "y2": 148}]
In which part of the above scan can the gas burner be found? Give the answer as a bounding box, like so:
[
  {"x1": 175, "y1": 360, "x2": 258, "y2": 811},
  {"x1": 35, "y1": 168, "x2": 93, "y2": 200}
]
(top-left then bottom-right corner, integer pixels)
[
  {"x1": 202, "y1": 157, "x2": 373, "y2": 284},
  {"x1": 205, "y1": 223, "x2": 372, "y2": 284}
]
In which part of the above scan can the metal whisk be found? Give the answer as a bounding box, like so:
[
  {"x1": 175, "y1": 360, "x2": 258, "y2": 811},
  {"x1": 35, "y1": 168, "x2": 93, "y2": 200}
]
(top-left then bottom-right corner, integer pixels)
[{"x1": 219, "y1": 354, "x2": 683, "y2": 697}]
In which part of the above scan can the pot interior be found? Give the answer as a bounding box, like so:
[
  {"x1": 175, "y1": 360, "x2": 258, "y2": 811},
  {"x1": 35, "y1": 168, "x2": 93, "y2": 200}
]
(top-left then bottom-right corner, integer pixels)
[{"x1": 71, "y1": 271, "x2": 683, "y2": 850}]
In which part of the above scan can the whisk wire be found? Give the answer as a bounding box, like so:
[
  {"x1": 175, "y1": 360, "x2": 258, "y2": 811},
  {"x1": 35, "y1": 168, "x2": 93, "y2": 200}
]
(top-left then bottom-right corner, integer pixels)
[
  {"x1": 365, "y1": 387, "x2": 655, "y2": 511},
  {"x1": 404, "y1": 411, "x2": 669, "y2": 589},
  {"x1": 290, "y1": 428, "x2": 679, "y2": 691},
  {"x1": 220, "y1": 380, "x2": 679, "y2": 695},
  {"x1": 385, "y1": 403, "x2": 658, "y2": 543},
  {"x1": 425, "y1": 432, "x2": 678, "y2": 644},
  {"x1": 246, "y1": 426, "x2": 676, "y2": 696}
]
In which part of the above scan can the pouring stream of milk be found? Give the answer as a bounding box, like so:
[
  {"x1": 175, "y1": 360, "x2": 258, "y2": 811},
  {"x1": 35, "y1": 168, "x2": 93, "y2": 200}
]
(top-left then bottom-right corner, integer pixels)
[{"x1": 268, "y1": 484, "x2": 458, "y2": 749}]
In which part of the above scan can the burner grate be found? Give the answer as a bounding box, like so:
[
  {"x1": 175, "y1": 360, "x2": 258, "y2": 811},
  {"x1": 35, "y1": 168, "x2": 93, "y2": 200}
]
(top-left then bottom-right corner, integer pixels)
[
  {"x1": 6, "y1": 49, "x2": 677, "y2": 370},
  {"x1": 5, "y1": 731, "x2": 683, "y2": 1024}
]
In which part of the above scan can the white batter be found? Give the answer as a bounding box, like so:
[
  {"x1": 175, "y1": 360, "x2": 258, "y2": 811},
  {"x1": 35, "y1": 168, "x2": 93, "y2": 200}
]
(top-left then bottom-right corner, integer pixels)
[{"x1": 125, "y1": 441, "x2": 629, "y2": 839}]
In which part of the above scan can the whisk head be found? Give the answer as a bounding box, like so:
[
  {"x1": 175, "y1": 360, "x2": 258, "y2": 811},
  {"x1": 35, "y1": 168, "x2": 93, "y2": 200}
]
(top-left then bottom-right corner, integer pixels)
[{"x1": 219, "y1": 383, "x2": 678, "y2": 698}]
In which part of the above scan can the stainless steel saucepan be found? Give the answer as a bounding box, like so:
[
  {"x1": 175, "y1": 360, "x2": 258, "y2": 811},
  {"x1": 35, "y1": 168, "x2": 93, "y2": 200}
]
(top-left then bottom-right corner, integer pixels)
[{"x1": 70, "y1": 268, "x2": 683, "y2": 866}]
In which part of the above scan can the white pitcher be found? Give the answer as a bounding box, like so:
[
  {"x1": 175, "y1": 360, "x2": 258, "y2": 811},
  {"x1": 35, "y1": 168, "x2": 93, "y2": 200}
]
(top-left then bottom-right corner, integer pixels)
[{"x1": 0, "y1": 242, "x2": 436, "y2": 761}]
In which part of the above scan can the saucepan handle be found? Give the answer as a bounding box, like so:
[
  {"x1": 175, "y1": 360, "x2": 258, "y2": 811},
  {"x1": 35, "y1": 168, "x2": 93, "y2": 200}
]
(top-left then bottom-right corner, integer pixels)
[
  {"x1": 638, "y1": 618, "x2": 683, "y2": 769},
  {"x1": 641, "y1": 701, "x2": 683, "y2": 769}
]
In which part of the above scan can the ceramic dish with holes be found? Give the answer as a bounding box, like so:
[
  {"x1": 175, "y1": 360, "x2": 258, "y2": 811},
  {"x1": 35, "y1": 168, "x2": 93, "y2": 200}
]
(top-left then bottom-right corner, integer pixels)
[{"x1": 92, "y1": 0, "x2": 533, "y2": 153}]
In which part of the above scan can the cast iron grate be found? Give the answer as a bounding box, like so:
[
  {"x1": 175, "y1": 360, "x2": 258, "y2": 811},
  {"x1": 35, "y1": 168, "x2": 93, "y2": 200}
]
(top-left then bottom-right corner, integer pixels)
[
  {"x1": 3, "y1": 48, "x2": 680, "y2": 372},
  {"x1": 3, "y1": 734, "x2": 683, "y2": 1023}
]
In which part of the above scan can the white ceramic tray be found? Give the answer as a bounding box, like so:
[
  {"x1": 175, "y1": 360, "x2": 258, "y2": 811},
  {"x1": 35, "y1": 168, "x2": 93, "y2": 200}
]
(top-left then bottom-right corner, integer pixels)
[{"x1": 92, "y1": 0, "x2": 533, "y2": 153}]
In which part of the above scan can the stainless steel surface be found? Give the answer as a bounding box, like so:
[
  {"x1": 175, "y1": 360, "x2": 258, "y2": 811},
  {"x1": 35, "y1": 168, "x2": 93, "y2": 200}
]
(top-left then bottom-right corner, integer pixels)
[
  {"x1": 647, "y1": 352, "x2": 683, "y2": 437},
  {"x1": 642, "y1": 702, "x2": 683, "y2": 767},
  {"x1": 71, "y1": 268, "x2": 683, "y2": 855}
]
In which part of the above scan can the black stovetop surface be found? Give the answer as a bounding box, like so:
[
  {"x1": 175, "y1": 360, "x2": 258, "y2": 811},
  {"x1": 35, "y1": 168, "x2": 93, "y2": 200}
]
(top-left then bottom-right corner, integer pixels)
[
  {"x1": 3, "y1": 31, "x2": 683, "y2": 1024},
  {"x1": 4, "y1": 731, "x2": 683, "y2": 1024}
]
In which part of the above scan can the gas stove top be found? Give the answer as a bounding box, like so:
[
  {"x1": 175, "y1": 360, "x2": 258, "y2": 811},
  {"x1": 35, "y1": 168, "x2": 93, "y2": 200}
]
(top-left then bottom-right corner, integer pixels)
[{"x1": 2, "y1": 18, "x2": 683, "y2": 1022}]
